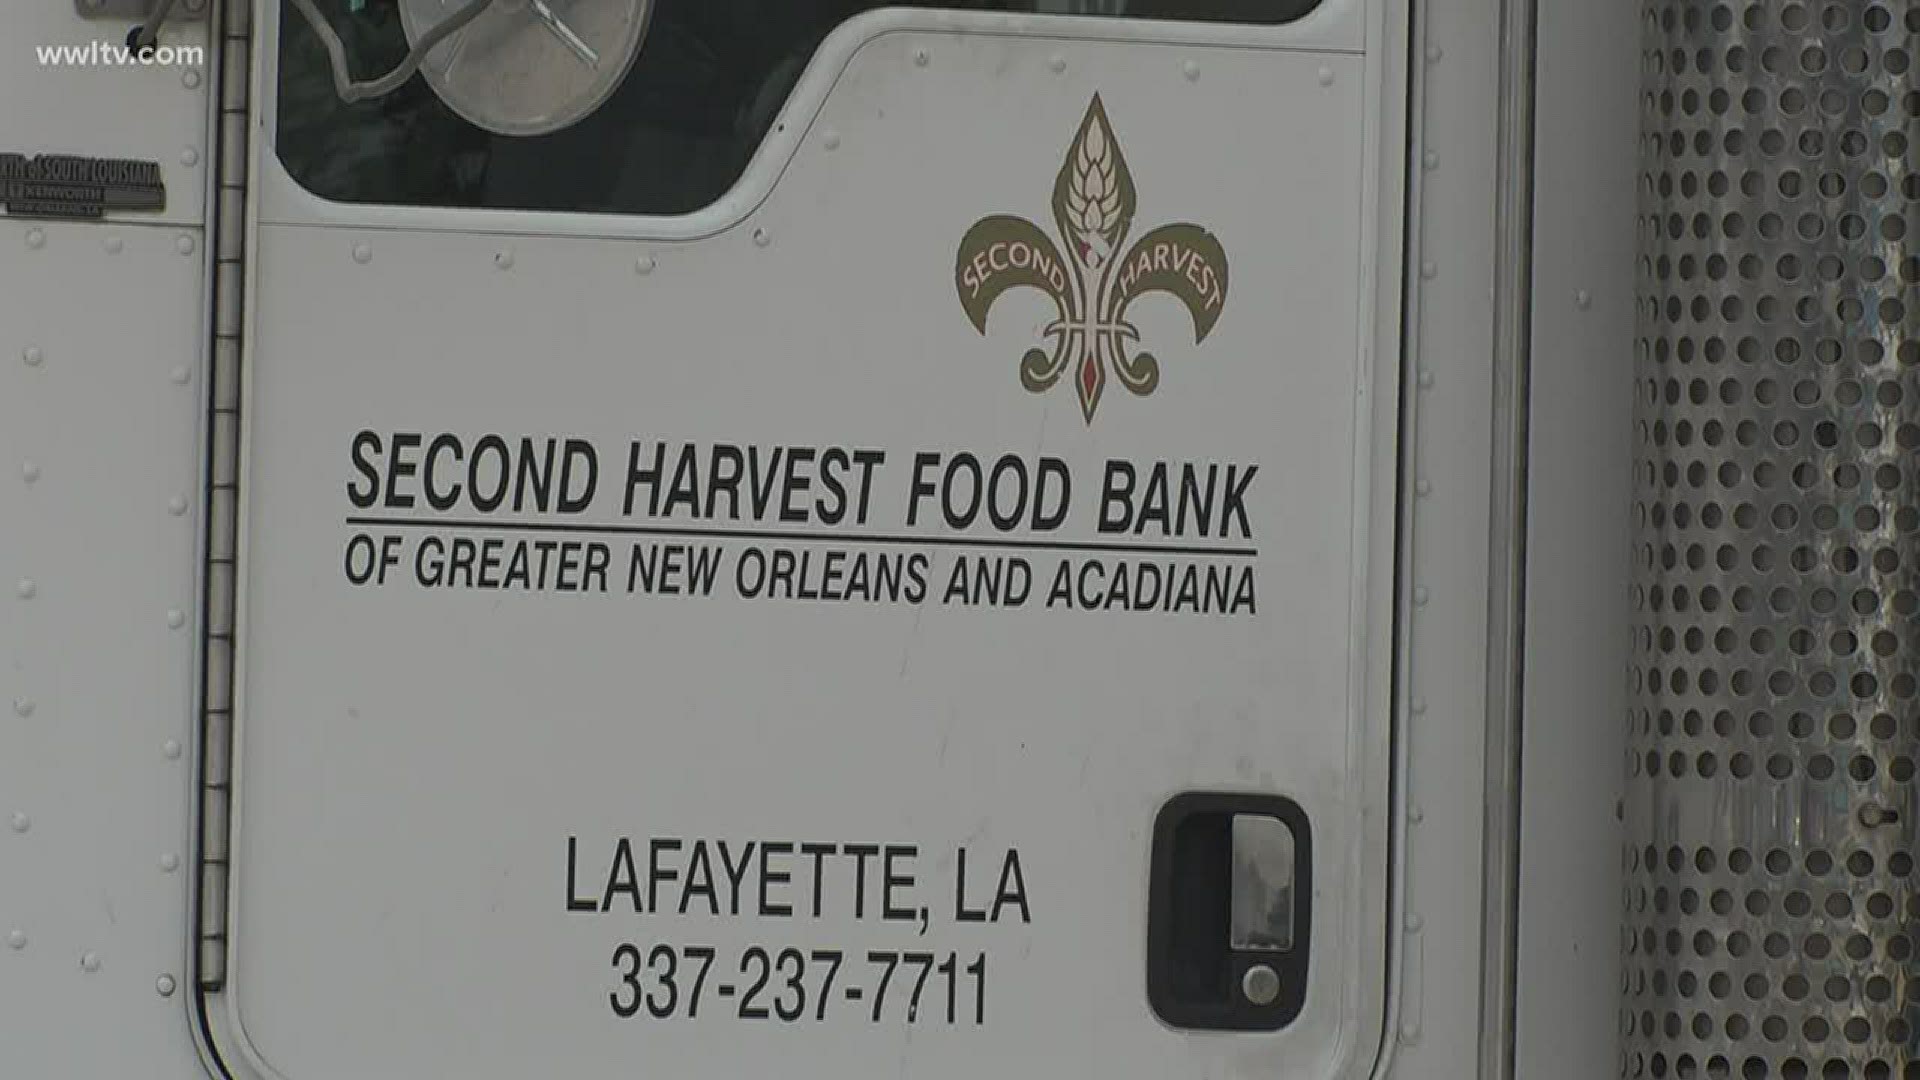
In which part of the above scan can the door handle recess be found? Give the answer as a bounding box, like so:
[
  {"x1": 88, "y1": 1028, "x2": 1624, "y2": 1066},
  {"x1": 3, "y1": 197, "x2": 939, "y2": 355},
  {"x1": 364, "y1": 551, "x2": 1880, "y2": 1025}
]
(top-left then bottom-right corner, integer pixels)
[{"x1": 1147, "y1": 792, "x2": 1312, "y2": 1031}]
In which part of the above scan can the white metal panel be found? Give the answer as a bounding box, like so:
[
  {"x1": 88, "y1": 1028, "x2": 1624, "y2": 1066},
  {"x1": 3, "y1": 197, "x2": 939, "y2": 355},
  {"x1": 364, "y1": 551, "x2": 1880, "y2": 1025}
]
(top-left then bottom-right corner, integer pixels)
[
  {"x1": 213, "y1": 8, "x2": 1403, "y2": 1080},
  {"x1": 0, "y1": 3, "x2": 214, "y2": 1077},
  {"x1": 0, "y1": 224, "x2": 210, "y2": 1074},
  {"x1": 1370, "y1": 0, "x2": 1499, "y2": 1073},
  {"x1": 1513, "y1": 0, "x2": 1636, "y2": 1075}
]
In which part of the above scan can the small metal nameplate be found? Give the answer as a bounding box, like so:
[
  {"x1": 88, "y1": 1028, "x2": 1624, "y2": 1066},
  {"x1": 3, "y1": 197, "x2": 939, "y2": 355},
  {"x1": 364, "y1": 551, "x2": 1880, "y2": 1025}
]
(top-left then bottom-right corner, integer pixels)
[{"x1": 0, "y1": 154, "x2": 167, "y2": 220}]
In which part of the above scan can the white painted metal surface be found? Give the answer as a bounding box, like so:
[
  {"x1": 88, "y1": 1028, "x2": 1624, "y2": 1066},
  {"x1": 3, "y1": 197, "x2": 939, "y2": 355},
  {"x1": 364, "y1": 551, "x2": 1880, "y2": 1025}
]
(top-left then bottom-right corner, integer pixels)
[
  {"x1": 0, "y1": 4, "x2": 214, "y2": 1078},
  {"x1": 0, "y1": 1, "x2": 1651, "y2": 1077},
  {"x1": 209, "y1": 3, "x2": 1404, "y2": 1078},
  {"x1": 1513, "y1": 0, "x2": 1635, "y2": 1074},
  {"x1": 1374, "y1": 0, "x2": 1500, "y2": 1073}
]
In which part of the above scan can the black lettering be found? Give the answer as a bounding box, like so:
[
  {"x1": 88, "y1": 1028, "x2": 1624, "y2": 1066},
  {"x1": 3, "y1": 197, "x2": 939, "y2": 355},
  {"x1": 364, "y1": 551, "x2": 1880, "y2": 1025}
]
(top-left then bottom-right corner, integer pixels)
[
  {"x1": 662, "y1": 445, "x2": 701, "y2": 518},
  {"x1": 681, "y1": 841, "x2": 719, "y2": 916},
  {"x1": 883, "y1": 845, "x2": 917, "y2": 921},
  {"x1": 1098, "y1": 461, "x2": 1135, "y2": 533},
  {"x1": 991, "y1": 850, "x2": 1031, "y2": 924},
  {"x1": 760, "y1": 842, "x2": 794, "y2": 917},
  {"x1": 602, "y1": 838, "x2": 641, "y2": 913},
  {"x1": 718, "y1": 841, "x2": 756, "y2": 917},
  {"x1": 746, "y1": 448, "x2": 781, "y2": 519},
  {"x1": 1221, "y1": 464, "x2": 1258, "y2": 539},
  {"x1": 558, "y1": 439, "x2": 597, "y2": 513},
  {"x1": 348, "y1": 431, "x2": 382, "y2": 509},
  {"x1": 907, "y1": 454, "x2": 940, "y2": 526},
  {"x1": 513, "y1": 438, "x2": 555, "y2": 512},
  {"x1": 800, "y1": 842, "x2": 835, "y2": 918},
  {"x1": 647, "y1": 838, "x2": 681, "y2": 913},
  {"x1": 943, "y1": 454, "x2": 983, "y2": 527},
  {"x1": 385, "y1": 433, "x2": 422, "y2": 509},
  {"x1": 851, "y1": 450, "x2": 885, "y2": 524},
  {"x1": 1034, "y1": 457, "x2": 1070, "y2": 530},
  {"x1": 707, "y1": 445, "x2": 744, "y2": 519},
  {"x1": 954, "y1": 847, "x2": 986, "y2": 922},
  {"x1": 845, "y1": 843, "x2": 879, "y2": 919},
  {"x1": 623, "y1": 441, "x2": 665, "y2": 516},
  {"x1": 423, "y1": 434, "x2": 462, "y2": 511},
  {"x1": 469, "y1": 436, "x2": 510, "y2": 512},
  {"x1": 987, "y1": 456, "x2": 1027, "y2": 531},
  {"x1": 816, "y1": 449, "x2": 850, "y2": 526},
  {"x1": 779, "y1": 447, "x2": 815, "y2": 523},
  {"x1": 567, "y1": 836, "x2": 598, "y2": 913}
]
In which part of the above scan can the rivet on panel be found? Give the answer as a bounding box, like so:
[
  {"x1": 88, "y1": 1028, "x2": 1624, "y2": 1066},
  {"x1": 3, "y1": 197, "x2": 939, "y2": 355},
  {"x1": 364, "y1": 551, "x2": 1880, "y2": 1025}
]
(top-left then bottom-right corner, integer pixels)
[
  {"x1": 25, "y1": 228, "x2": 45, "y2": 250},
  {"x1": 16, "y1": 579, "x2": 36, "y2": 600},
  {"x1": 105, "y1": 236, "x2": 123, "y2": 255},
  {"x1": 22, "y1": 347, "x2": 43, "y2": 367},
  {"x1": 1420, "y1": 261, "x2": 1436, "y2": 279},
  {"x1": 634, "y1": 255, "x2": 656, "y2": 275},
  {"x1": 1182, "y1": 60, "x2": 1201, "y2": 81},
  {"x1": 10, "y1": 813, "x2": 29, "y2": 833},
  {"x1": 5, "y1": 931, "x2": 23, "y2": 950},
  {"x1": 352, "y1": 243, "x2": 373, "y2": 265},
  {"x1": 1425, "y1": 44, "x2": 1443, "y2": 63},
  {"x1": 182, "y1": 69, "x2": 201, "y2": 90},
  {"x1": 913, "y1": 47, "x2": 930, "y2": 67},
  {"x1": 80, "y1": 952, "x2": 100, "y2": 973},
  {"x1": 1414, "y1": 585, "x2": 1430, "y2": 606},
  {"x1": 170, "y1": 366, "x2": 190, "y2": 384},
  {"x1": 1422, "y1": 150, "x2": 1438, "y2": 170},
  {"x1": 1575, "y1": 289, "x2": 1593, "y2": 309},
  {"x1": 168, "y1": 495, "x2": 188, "y2": 516},
  {"x1": 1406, "y1": 915, "x2": 1424, "y2": 932},
  {"x1": 1048, "y1": 55, "x2": 1066, "y2": 74},
  {"x1": 1317, "y1": 66, "x2": 1335, "y2": 87},
  {"x1": 1411, "y1": 697, "x2": 1428, "y2": 715},
  {"x1": 1418, "y1": 368, "x2": 1434, "y2": 389},
  {"x1": 176, "y1": 234, "x2": 196, "y2": 256},
  {"x1": 160, "y1": 853, "x2": 180, "y2": 873},
  {"x1": 753, "y1": 228, "x2": 772, "y2": 248},
  {"x1": 181, "y1": 148, "x2": 200, "y2": 167},
  {"x1": 1401, "y1": 1022, "x2": 1421, "y2": 1044},
  {"x1": 166, "y1": 608, "x2": 185, "y2": 629},
  {"x1": 12, "y1": 699, "x2": 33, "y2": 718},
  {"x1": 1416, "y1": 478, "x2": 1432, "y2": 496},
  {"x1": 163, "y1": 739, "x2": 182, "y2": 760},
  {"x1": 21, "y1": 463, "x2": 40, "y2": 484},
  {"x1": 1408, "y1": 804, "x2": 1425, "y2": 824},
  {"x1": 822, "y1": 130, "x2": 841, "y2": 151},
  {"x1": 494, "y1": 249, "x2": 515, "y2": 270},
  {"x1": 157, "y1": 975, "x2": 177, "y2": 997}
]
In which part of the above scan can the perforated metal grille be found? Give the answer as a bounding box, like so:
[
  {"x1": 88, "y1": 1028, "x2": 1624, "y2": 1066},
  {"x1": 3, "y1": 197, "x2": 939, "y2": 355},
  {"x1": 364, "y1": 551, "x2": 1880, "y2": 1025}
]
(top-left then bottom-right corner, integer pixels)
[{"x1": 1628, "y1": 3, "x2": 1920, "y2": 1078}]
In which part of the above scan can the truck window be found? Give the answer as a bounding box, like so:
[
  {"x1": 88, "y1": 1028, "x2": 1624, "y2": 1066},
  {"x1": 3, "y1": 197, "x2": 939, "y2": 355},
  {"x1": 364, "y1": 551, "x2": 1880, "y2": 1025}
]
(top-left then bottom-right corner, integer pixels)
[{"x1": 276, "y1": 0, "x2": 1324, "y2": 215}]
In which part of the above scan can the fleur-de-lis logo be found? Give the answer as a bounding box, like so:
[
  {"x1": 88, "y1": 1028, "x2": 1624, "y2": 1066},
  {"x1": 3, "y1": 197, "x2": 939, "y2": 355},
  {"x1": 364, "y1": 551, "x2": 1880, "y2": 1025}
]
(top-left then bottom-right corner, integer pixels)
[{"x1": 955, "y1": 95, "x2": 1230, "y2": 423}]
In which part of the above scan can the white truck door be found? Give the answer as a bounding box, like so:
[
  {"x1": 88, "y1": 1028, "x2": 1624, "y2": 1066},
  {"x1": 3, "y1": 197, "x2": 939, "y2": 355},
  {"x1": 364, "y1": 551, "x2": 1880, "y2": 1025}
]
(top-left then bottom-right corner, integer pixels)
[{"x1": 206, "y1": 2, "x2": 1404, "y2": 1076}]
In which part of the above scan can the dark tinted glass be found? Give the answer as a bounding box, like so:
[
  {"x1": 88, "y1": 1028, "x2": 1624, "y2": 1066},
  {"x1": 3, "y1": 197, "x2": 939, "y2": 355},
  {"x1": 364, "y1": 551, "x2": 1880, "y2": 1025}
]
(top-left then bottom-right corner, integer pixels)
[{"x1": 277, "y1": 0, "x2": 1322, "y2": 214}]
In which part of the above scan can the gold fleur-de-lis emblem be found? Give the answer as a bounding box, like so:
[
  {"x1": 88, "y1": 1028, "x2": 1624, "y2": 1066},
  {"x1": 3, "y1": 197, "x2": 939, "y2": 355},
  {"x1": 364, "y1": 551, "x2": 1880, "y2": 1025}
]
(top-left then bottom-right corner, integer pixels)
[{"x1": 955, "y1": 95, "x2": 1230, "y2": 423}]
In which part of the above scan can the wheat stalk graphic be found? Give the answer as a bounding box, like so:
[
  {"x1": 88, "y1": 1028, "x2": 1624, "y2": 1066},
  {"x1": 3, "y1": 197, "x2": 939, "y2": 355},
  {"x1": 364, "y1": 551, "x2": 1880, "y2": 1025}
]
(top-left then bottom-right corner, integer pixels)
[{"x1": 1064, "y1": 112, "x2": 1124, "y2": 269}]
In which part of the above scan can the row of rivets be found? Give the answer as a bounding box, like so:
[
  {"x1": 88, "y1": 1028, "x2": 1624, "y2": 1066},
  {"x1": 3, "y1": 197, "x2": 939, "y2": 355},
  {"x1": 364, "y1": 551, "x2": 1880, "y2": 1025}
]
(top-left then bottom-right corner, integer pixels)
[
  {"x1": 1402, "y1": 32, "x2": 1449, "y2": 1052},
  {"x1": 8, "y1": 224, "x2": 197, "y2": 1002},
  {"x1": 14, "y1": 222, "x2": 41, "y2": 976}
]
